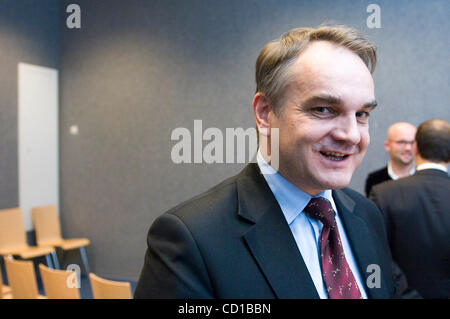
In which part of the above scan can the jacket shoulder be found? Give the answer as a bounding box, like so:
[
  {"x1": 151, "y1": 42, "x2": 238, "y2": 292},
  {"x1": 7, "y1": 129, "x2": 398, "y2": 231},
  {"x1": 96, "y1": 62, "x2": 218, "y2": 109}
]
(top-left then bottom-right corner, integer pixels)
[
  {"x1": 368, "y1": 166, "x2": 387, "y2": 178},
  {"x1": 365, "y1": 166, "x2": 390, "y2": 196},
  {"x1": 164, "y1": 173, "x2": 239, "y2": 226},
  {"x1": 341, "y1": 187, "x2": 379, "y2": 210},
  {"x1": 339, "y1": 187, "x2": 386, "y2": 229},
  {"x1": 367, "y1": 166, "x2": 389, "y2": 180},
  {"x1": 372, "y1": 173, "x2": 417, "y2": 196}
]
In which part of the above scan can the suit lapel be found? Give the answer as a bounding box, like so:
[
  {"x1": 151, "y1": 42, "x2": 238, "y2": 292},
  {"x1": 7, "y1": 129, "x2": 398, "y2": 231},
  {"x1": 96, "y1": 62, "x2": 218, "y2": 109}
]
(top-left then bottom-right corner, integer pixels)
[
  {"x1": 237, "y1": 164, "x2": 319, "y2": 299},
  {"x1": 243, "y1": 207, "x2": 320, "y2": 298},
  {"x1": 332, "y1": 189, "x2": 390, "y2": 298}
]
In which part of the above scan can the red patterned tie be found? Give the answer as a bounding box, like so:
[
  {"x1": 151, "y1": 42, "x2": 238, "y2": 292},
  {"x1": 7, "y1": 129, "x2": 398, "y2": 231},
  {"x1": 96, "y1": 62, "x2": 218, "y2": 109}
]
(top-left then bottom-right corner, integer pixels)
[{"x1": 304, "y1": 197, "x2": 362, "y2": 299}]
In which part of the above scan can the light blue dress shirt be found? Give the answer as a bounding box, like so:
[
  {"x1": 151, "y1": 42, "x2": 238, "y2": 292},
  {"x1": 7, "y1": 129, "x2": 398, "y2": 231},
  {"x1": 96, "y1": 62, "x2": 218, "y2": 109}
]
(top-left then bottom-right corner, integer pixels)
[{"x1": 256, "y1": 151, "x2": 368, "y2": 299}]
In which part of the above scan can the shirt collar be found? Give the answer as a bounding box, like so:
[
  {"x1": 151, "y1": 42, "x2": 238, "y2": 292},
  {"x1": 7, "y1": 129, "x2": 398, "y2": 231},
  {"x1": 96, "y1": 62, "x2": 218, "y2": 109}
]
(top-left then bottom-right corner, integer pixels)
[
  {"x1": 387, "y1": 161, "x2": 415, "y2": 180},
  {"x1": 256, "y1": 150, "x2": 337, "y2": 225},
  {"x1": 417, "y1": 162, "x2": 448, "y2": 173}
]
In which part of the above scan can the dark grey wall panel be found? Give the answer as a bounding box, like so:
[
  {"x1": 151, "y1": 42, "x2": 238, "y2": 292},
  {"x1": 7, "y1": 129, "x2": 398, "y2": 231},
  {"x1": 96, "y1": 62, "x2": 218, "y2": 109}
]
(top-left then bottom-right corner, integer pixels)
[
  {"x1": 54, "y1": 0, "x2": 448, "y2": 281},
  {"x1": 0, "y1": 0, "x2": 59, "y2": 209}
]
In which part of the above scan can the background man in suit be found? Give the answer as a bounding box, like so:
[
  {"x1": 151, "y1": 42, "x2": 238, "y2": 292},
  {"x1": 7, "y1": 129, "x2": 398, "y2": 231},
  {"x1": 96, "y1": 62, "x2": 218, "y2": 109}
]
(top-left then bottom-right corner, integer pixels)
[
  {"x1": 135, "y1": 26, "x2": 417, "y2": 299},
  {"x1": 370, "y1": 119, "x2": 450, "y2": 298},
  {"x1": 365, "y1": 122, "x2": 416, "y2": 196}
]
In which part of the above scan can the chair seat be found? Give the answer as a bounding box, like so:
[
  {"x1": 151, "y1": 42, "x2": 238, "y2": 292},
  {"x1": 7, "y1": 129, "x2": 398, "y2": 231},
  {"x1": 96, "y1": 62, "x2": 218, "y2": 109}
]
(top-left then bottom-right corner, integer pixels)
[
  {"x1": 42, "y1": 238, "x2": 90, "y2": 250},
  {"x1": 5, "y1": 292, "x2": 47, "y2": 299},
  {"x1": 2, "y1": 285, "x2": 11, "y2": 293},
  {"x1": 0, "y1": 247, "x2": 24, "y2": 255},
  {"x1": 2, "y1": 292, "x2": 12, "y2": 299},
  {"x1": 2, "y1": 285, "x2": 12, "y2": 299},
  {"x1": 60, "y1": 238, "x2": 90, "y2": 250},
  {"x1": 0, "y1": 245, "x2": 54, "y2": 259}
]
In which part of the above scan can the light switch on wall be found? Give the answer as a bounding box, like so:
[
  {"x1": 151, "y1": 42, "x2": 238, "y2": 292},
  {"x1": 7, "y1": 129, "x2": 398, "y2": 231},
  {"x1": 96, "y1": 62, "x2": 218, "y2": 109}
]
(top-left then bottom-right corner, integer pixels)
[{"x1": 70, "y1": 125, "x2": 79, "y2": 135}]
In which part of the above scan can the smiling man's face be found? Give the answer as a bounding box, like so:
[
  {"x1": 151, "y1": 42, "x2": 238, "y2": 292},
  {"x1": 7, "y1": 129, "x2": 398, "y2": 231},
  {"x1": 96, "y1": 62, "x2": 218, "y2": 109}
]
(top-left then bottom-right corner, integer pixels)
[
  {"x1": 269, "y1": 41, "x2": 376, "y2": 195},
  {"x1": 385, "y1": 123, "x2": 417, "y2": 166}
]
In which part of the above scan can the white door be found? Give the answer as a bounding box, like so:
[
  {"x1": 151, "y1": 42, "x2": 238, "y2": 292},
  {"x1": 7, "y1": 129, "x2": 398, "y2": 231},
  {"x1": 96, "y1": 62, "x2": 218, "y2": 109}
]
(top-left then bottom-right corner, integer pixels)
[{"x1": 18, "y1": 63, "x2": 59, "y2": 231}]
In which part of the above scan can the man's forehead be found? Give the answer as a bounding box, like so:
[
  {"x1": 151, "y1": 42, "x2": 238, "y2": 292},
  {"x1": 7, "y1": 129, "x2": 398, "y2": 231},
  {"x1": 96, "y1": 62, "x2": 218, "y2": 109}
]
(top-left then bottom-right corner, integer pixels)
[
  {"x1": 292, "y1": 41, "x2": 370, "y2": 72},
  {"x1": 289, "y1": 41, "x2": 374, "y2": 90},
  {"x1": 388, "y1": 123, "x2": 417, "y2": 139},
  {"x1": 286, "y1": 45, "x2": 375, "y2": 107}
]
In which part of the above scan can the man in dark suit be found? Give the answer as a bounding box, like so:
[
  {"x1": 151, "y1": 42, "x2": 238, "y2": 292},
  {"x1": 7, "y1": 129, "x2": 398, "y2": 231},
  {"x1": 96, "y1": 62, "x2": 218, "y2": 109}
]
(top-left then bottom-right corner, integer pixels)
[
  {"x1": 365, "y1": 122, "x2": 416, "y2": 196},
  {"x1": 370, "y1": 119, "x2": 450, "y2": 298},
  {"x1": 135, "y1": 26, "x2": 417, "y2": 299}
]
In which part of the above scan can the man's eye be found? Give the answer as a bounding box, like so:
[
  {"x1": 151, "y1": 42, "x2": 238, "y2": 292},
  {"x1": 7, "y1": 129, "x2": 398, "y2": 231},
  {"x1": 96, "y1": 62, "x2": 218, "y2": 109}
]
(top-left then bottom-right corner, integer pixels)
[
  {"x1": 313, "y1": 107, "x2": 332, "y2": 114},
  {"x1": 356, "y1": 111, "x2": 370, "y2": 118},
  {"x1": 356, "y1": 111, "x2": 370, "y2": 122}
]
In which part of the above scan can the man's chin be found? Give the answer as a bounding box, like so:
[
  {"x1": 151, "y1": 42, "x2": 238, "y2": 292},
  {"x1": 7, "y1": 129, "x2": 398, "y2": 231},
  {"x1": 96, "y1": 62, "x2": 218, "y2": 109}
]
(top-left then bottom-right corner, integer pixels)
[
  {"x1": 318, "y1": 173, "x2": 352, "y2": 190},
  {"x1": 401, "y1": 159, "x2": 413, "y2": 165},
  {"x1": 323, "y1": 181, "x2": 351, "y2": 190},
  {"x1": 397, "y1": 155, "x2": 413, "y2": 165}
]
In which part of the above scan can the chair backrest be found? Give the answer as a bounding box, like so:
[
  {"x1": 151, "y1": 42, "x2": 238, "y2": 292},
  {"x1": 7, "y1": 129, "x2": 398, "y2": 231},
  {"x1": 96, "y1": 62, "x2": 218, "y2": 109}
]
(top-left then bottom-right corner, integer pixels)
[
  {"x1": 89, "y1": 273, "x2": 132, "y2": 299},
  {"x1": 39, "y1": 264, "x2": 80, "y2": 299},
  {"x1": 0, "y1": 265, "x2": 3, "y2": 293},
  {"x1": 31, "y1": 205, "x2": 62, "y2": 245},
  {"x1": 0, "y1": 265, "x2": 12, "y2": 299},
  {"x1": 1, "y1": 266, "x2": 5, "y2": 296},
  {"x1": 3, "y1": 256, "x2": 40, "y2": 299},
  {"x1": 0, "y1": 208, "x2": 28, "y2": 251}
]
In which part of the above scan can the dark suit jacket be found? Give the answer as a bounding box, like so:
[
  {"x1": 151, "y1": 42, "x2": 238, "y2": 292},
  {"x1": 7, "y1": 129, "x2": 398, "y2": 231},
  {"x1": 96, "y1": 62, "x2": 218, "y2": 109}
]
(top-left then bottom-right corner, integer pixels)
[
  {"x1": 135, "y1": 163, "x2": 416, "y2": 298},
  {"x1": 365, "y1": 166, "x2": 392, "y2": 197},
  {"x1": 370, "y1": 169, "x2": 450, "y2": 298}
]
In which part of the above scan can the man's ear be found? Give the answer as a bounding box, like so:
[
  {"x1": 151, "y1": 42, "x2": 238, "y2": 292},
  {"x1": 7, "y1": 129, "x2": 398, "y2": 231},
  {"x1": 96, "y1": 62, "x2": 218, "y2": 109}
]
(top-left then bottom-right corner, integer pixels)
[
  {"x1": 252, "y1": 92, "x2": 272, "y2": 137},
  {"x1": 413, "y1": 142, "x2": 422, "y2": 163},
  {"x1": 413, "y1": 142, "x2": 418, "y2": 157},
  {"x1": 383, "y1": 140, "x2": 390, "y2": 152}
]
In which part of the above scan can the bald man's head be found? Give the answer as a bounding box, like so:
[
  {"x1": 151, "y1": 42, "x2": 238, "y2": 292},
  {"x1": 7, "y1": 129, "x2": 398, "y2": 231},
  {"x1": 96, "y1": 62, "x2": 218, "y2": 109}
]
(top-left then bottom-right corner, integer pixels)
[{"x1": 384, "y1": 122, "x2": 417, "y2": 166}]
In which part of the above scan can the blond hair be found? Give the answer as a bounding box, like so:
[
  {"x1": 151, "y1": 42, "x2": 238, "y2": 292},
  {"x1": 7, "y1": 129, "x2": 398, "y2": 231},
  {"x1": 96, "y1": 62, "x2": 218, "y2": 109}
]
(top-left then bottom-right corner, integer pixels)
[{"x1": 255, "y1": 25, "x2": 377, "y2": 114}]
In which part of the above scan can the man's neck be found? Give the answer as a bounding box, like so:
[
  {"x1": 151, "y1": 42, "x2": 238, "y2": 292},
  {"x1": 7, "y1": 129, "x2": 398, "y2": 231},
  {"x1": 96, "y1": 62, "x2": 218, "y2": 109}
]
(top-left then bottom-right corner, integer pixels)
[
  {"x1": 257, "y1": 149, "x2": 324, "y2": 196},
  {"x1": 415, "y1": 156, "x2": 448, "y2": 169},
  {"x1": 389, "y1": 160, "x2": 414, "y2": 178}
]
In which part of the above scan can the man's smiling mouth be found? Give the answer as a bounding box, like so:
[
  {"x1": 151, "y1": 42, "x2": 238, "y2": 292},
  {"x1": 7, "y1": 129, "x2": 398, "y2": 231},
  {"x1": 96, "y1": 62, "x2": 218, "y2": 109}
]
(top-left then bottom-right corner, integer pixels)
[{"x1": 320, "y1": 151, "x2": 350, "y2": 161}]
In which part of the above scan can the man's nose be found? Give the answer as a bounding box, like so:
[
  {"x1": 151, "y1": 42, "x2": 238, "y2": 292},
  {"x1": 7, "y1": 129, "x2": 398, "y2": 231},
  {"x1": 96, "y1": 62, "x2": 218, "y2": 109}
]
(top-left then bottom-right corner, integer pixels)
[{"x1": 332, "y1": 115, "x2": 361, "y2": 145}]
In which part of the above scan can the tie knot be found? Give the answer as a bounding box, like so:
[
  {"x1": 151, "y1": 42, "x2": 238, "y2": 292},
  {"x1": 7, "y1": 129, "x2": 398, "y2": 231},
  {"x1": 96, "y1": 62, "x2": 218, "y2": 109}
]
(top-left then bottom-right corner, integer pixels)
[{"x1": 304, "y1": 197, "x2": 336, "y2": 228}]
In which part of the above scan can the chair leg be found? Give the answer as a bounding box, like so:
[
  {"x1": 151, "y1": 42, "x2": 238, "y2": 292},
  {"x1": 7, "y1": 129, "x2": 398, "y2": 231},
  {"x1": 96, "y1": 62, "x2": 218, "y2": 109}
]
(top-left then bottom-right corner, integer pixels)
[
  {"x1": 79, "y1": 247, "x2": 90, "y2": 275},
  {"x1": 45, "y1": 254, "x2": 54, "y2": 269},
  {"x1": 51, "y1": 250, "x2": 60, "y2": 269}
]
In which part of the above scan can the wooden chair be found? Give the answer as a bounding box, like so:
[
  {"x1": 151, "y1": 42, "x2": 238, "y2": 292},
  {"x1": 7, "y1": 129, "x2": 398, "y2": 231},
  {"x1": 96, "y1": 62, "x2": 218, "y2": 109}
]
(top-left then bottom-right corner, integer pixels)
[
  {"x1": 31, "y1": 205, "x2": 90, "y2": 273},
  {"x1": 89, "y1": 273, "x2": 131, "y2": 299},
  {"x1": 39, "y1": 264, "x2": 80, "y2": 299},
  {"x1": 3, "y1": 256, "x2": 46, "y2": 299},
  {"x1": 0, "y1": 265, "x2": 12, "y2": 299},
  {"x1": 0, "y1": 207, "x2": 57, "y2": 267}
]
